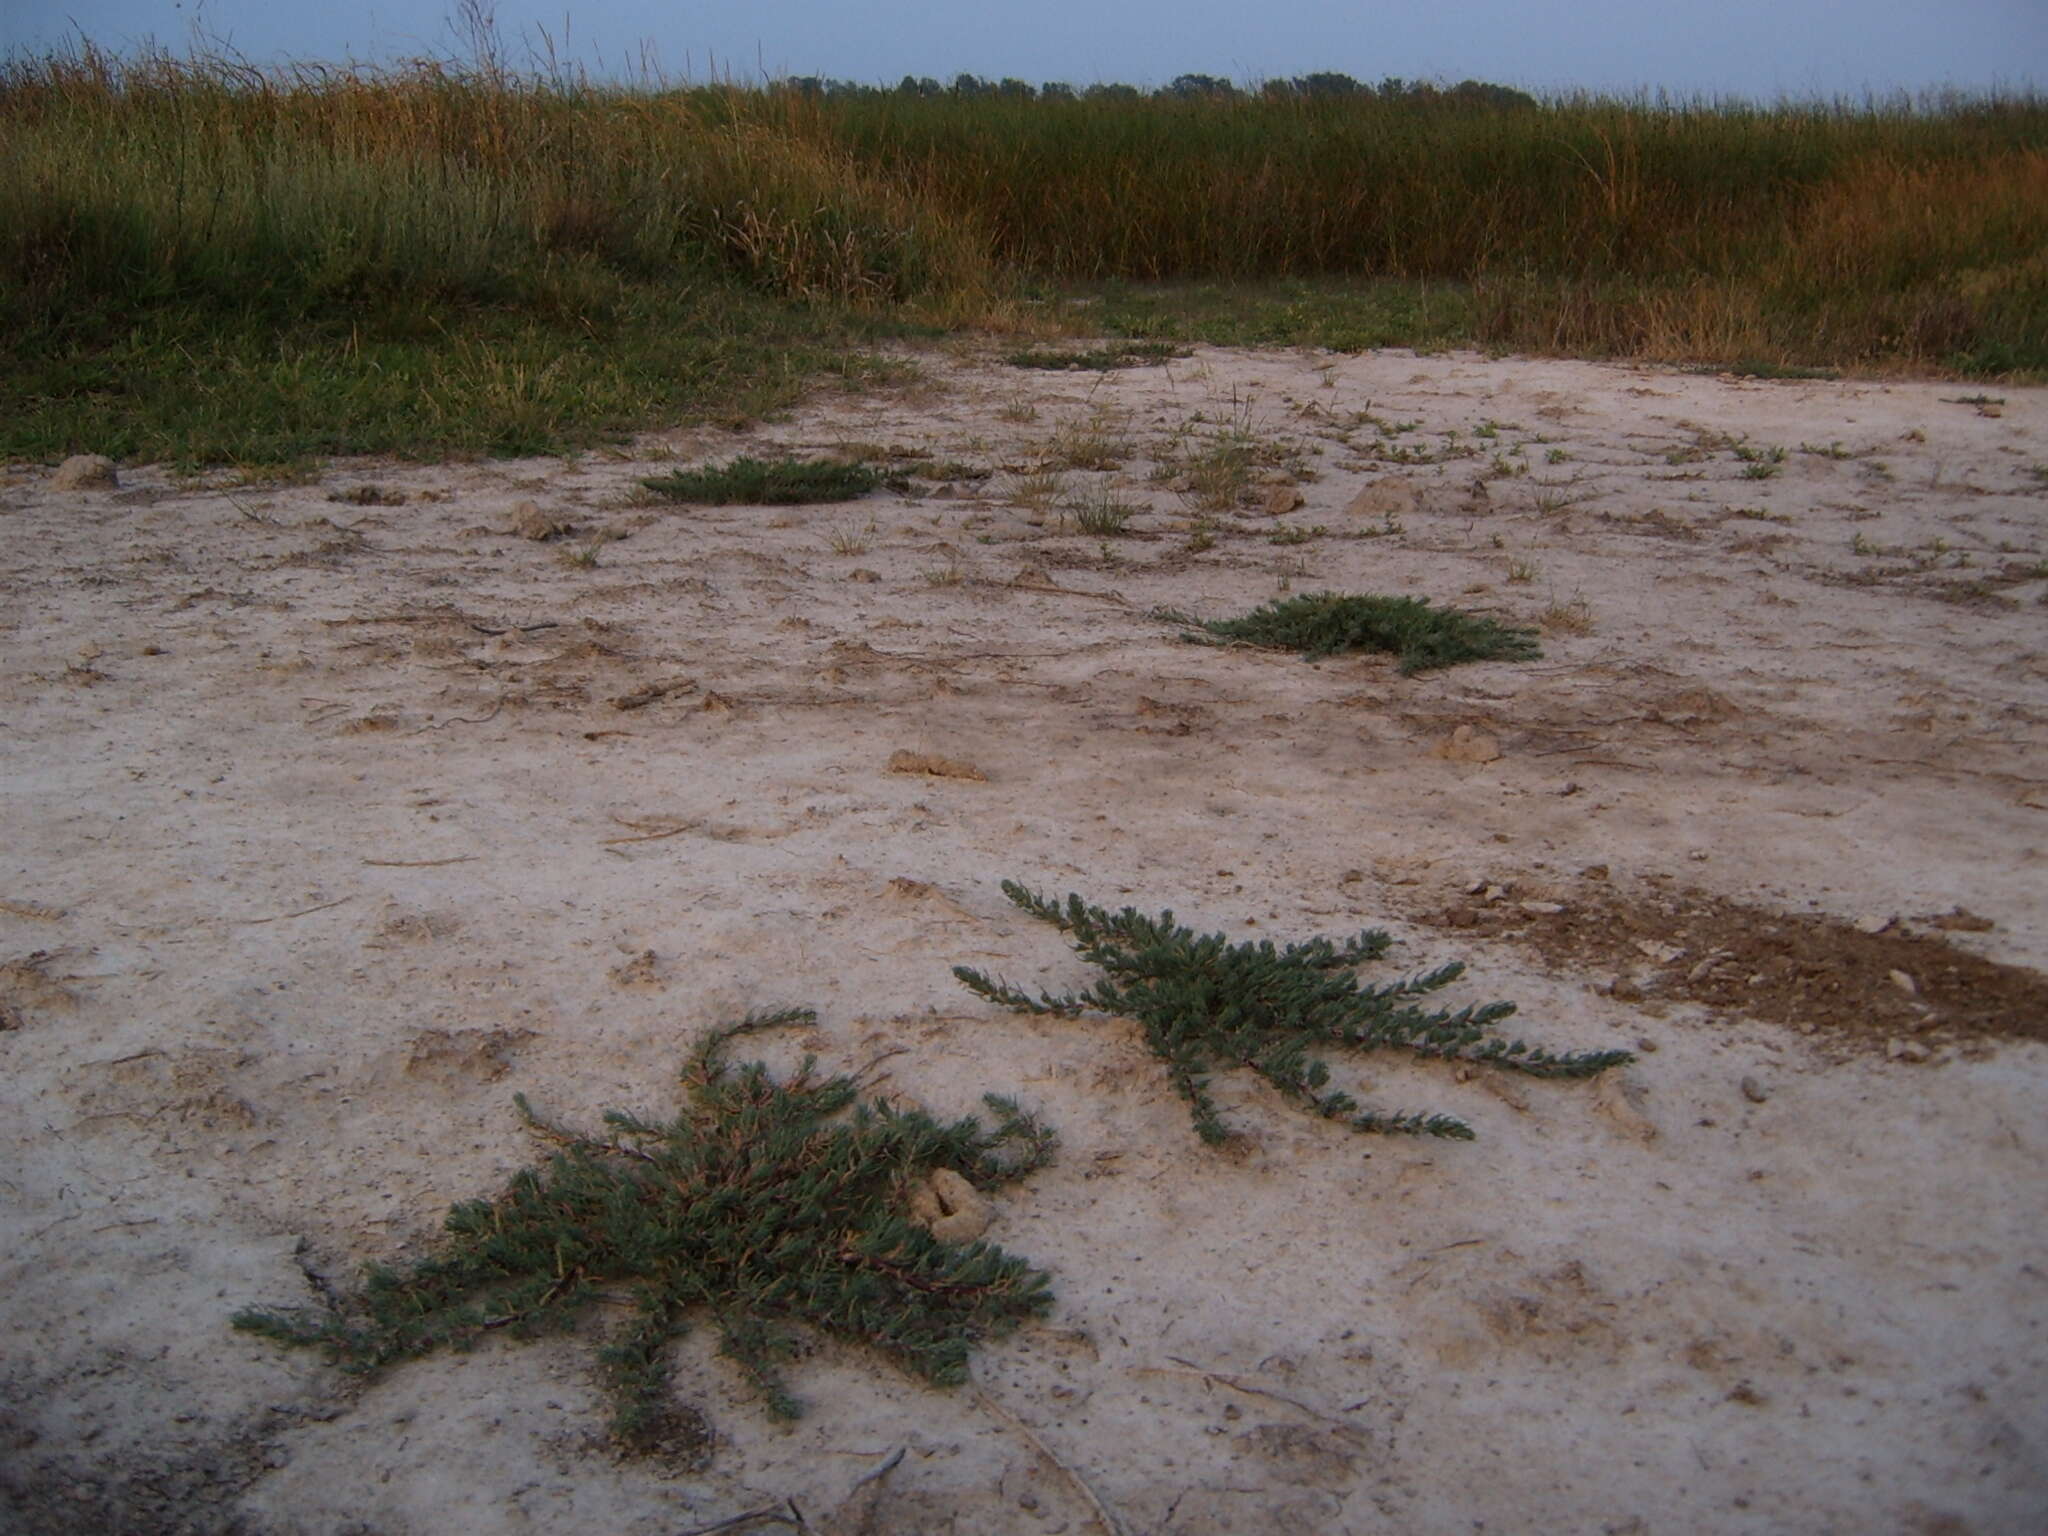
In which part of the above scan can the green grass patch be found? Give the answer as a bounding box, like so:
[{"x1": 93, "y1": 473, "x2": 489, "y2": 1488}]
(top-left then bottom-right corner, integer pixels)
[
  {"x1": 1163, "y1": 591, "x2": 1540, "y2": 673},
  {"x1": 641, "y1": 455, "x2": 885, "y2": 505},
  {"x1": 956, "y1": 883, "x2": 1631, "y2": 1147},
  {"x1": 3, "y1": 285, "x2": 908, "y2": 468},
  {"x1": 233, "y1": 1009, "x2": 1057, "y2": 1445}
]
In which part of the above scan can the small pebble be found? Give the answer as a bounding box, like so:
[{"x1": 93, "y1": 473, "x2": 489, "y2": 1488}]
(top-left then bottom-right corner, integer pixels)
[
  {"x1": 1886, "y1": 1038, "x2": 1930, "y2": 1063},
  {"x1": 1888, "y1": 969, "x2": 1918, "y2": 996},
  {"x1": 1635, "y1": 1037, "x2": 1659, "y2": 1053},
  {"x1": 1740, "y1": 1075, "x2": 1768, "y2": 1104}
]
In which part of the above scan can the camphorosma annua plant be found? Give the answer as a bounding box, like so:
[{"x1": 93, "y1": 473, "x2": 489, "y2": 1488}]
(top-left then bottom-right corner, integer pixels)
[
  {"x1": 233, "y1": 1009, "x2": 1057, "y2": 1449},
  {"x1": 955, "y1": 882, "x2": 1632, "y2": 1146}
]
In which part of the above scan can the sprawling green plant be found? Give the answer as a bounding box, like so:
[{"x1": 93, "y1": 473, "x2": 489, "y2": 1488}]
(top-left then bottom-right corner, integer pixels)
[
  {"x1": 233, "y1": 1010, "x2": 1056, "y2": 1446},
  {"x1": 641, "y1": 455, "x2": 883, "y2": 504},
  {"x1": 956, "y1": 883, "x2": 1630, "y2": 1145},
  {"x1": 1163, "y1": 591, "x2": 1540, "y2": 673}
]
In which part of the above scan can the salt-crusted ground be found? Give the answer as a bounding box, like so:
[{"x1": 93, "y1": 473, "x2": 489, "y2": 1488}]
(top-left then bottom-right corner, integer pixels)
[{"x1": 3, "y1": 345, "x2": 2045, "y2": 1534}]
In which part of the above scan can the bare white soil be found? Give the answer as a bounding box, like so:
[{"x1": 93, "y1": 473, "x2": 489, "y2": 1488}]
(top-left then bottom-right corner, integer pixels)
[{"x1": 3, "y1": 346, "x2": 2045, "y2": 1535}]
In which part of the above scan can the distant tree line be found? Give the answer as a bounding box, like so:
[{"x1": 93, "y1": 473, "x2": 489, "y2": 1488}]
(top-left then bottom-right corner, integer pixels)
[{"x1": 778, "y1": 73, "x2": 1540, "y2": 109}]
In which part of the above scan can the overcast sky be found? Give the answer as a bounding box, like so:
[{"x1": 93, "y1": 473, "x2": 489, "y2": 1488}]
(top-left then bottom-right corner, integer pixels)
[{"x1": 6, "y1": 0, "x2": 2044, "y2": 98}]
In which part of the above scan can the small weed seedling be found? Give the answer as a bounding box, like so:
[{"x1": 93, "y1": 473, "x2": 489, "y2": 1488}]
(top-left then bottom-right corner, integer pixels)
[
  {"x1": 1006, "y1": 469, "x2": 1067, "y2": 512},
  {"x1": 956, "y1": 884, "x2": 1630, "y2": 1146},
  {"x1": 233, "y1": 1011, "x2": 1056, "y2": 1446},
  {"x1": 1161, "y1": 591, "x2": 1539, "y2": 674},
  {"x1": 1540, "y1": 597, "x2": 1596, "y2": 634},
  {"x1": 642, "y1": 457, "x2": 881, "y2": 505},
  {"x1": 1069, "y1": 486, "x2": 1138, "y2": 537}
]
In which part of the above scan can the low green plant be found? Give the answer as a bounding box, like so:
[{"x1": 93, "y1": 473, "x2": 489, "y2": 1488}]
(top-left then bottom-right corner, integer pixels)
[
  {"x1": 642, "y1": 456, "x2": 882, "y2": 505},
  {"x1": 1162, "y1": 590, "x2": 1539, "y2": 674},
  {"x1": 232, "y1": 1010, "x2": 1056, "y2": 1444},
  {"x1": 955, "y1": 883, "x2": 1631, "y2": 1146}
]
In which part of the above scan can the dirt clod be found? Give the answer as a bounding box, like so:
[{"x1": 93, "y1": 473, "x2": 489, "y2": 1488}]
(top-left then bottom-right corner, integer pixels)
[
  {"x1": 510, "y1": 499, "x2": 575, "y2": 540},
  {"x1": 908, "y1": 1167, "x2": 994, "y2": 1243},
  {"x1": 1423, "y1": 879, "x2": 2048, "y2": 1051},
  {"x1": 887, "y1": 749, "x2": 987, "y2": 781},
  {"x1": 1436, "y1": 725, "x2": 1502, "y2": 763},
  {"x1": 51, "y1": 455, "x2": 118, "y2": 491}
]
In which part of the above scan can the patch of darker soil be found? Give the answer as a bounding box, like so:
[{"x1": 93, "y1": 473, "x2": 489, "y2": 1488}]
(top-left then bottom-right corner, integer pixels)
[
  {"x1": 0, "y1": 1399, "x2": 324, "y2": 1536},
  {"x1": 1425, "y1": 880, "x2": 2047, "y2": 1054}
]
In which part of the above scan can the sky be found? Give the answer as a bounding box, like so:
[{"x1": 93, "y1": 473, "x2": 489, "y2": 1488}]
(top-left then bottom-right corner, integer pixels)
[{"x1": 5, "y1": 0, "x2": 2045, "y2": 99}]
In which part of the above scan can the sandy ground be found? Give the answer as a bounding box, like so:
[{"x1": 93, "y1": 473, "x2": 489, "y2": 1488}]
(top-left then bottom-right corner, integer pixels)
[{"x1": 3, "y1": 344, "x2": 2046, "y2": 1535}]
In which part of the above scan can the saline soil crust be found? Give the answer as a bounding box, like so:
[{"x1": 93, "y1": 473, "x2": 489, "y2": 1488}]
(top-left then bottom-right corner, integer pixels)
[{"x1": 2, "y1": 346, "x2": 2045, "y2": 1533}]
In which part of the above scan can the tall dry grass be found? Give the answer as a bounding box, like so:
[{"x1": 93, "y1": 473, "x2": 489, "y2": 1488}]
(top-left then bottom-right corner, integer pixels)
[
  {"x1": 782, "y1": 84, "x2": 2047, "y2": 367},
  {"x1": 2, "y1": 46, "x2": 2043, "y2": 462},
  {"x1": 0, "y1": 45, "x2": 995, "y2": 336}
]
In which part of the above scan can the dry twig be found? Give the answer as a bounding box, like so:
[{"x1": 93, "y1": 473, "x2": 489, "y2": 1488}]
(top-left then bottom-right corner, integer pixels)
[{"x1": 972, "y1": 1386, "x2": 1124, "y2": 1536}]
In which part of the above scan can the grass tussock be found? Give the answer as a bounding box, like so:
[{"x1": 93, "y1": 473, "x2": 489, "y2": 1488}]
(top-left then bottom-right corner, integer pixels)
[
  {"x1": 1165, "y1": 591, "x2": 1541, "y2": 673},
  {"x1": 4, "y1": 46, "x2": 2044, "y2": 465}
]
